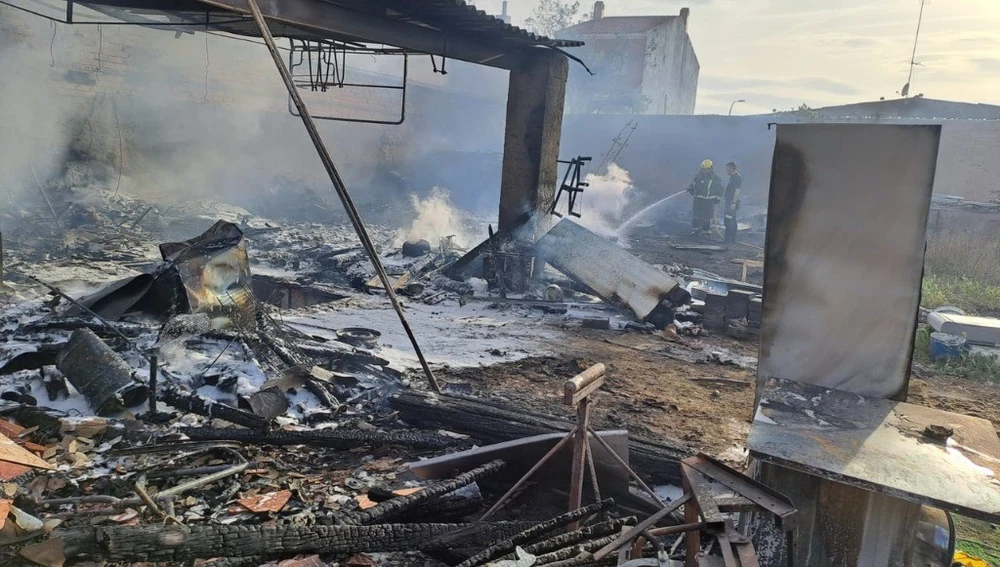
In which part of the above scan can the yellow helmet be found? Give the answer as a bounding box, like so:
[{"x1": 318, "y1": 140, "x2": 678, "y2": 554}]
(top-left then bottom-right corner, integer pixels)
[{"x1": 700, "y1": 159, "x2": 713, "y2": 170}]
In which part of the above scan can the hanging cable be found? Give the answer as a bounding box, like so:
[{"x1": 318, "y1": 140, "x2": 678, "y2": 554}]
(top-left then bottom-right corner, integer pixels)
[
  {"x1": 96, "y1": 23, "x2": 103, "y2": 71},
  {"x1": 203, "y1": 22, "x2": 210, "y2": 101},
  {"x1": 49, "y1": 20, "x2": 56, "y2": 66}
]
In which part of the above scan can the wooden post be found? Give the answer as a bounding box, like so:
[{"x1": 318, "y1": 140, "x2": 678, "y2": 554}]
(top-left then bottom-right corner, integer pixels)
[
  {"x1": 567, "y1": 397, "x2": 590, "y2": 529},
  {"x1": 565, "y1": 363, "x2": 605, "y2": 529},
  {"x1": 683, "y1": 473, "x2": 700, "y2": 567}
]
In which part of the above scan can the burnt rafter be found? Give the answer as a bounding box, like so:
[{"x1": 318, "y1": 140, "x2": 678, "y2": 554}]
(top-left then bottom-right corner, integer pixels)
[{"x1": 28, "y1": 0, "x2": 583, "y2": 70}]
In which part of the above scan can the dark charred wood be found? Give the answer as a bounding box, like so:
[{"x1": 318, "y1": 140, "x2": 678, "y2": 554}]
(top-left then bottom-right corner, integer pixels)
[
  {"x1": 342, "y1": 459, "x2": 504, "y2": 526},
  {"x1": 535, "y1": 534, "x2": 619, "y2": 566},
  {"x1": 397, "y1": 492, "x2": 484, "y2": 523},
  {"x1": 18, "y1": 318, "x2": 155, "y2": 338},
  {"x1": 390, "y1": 390, "x2": 689, "y2": 484},
  {"x1": 455, "y1": 498, "x2": 615, "y2": 567},
  {"x1": 161, "y1": 388, "x2": 267, "y2": 429},
  {"x1": 519, "y1": 517, "x2": 634, "y2": 558},
  {"x1": 57, "y1": 522, "x2": 506, "y2": 563},
  {"x1": 180, "y1": 426, "x2": 453, "y2": 451}
]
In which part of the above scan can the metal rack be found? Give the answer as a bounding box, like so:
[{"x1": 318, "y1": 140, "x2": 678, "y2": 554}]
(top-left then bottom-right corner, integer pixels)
[{"x1": 286, "y1": 39, "x2": 409, "y2": 125}]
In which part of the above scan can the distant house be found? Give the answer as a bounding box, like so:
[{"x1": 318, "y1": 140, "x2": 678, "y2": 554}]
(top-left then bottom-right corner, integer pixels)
[{"x1": 555, "y1": 3, "x2": 699, "y2": 115}]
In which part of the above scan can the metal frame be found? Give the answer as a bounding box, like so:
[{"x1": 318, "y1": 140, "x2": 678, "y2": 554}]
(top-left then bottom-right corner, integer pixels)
[
  {"x1": 285, "y1": 39, "x2": 409, "y2": 125},
  {"x1": 551, "y1": 156, "x2": 592, "y2": 218}
]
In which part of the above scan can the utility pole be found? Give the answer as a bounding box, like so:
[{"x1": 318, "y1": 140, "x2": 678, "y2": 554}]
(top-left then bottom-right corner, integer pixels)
[{"x1": 903, "y1": 0, "x2": 926, "y2": 98}]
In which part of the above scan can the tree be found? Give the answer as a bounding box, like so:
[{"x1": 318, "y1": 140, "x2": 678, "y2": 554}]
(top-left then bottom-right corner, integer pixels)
[{"x1": 524, "y1": 0, "x2": 580, "y2": 37}]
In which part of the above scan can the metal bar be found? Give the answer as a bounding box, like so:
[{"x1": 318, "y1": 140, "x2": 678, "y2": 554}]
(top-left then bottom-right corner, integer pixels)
[
  {"x1": 244, "y1": 0, "x2": 439, "y2": 392},
  {"x1": 567, "y1": 398, "x2": 590, "y2": 528},
  {"x1": 31, "y1": 166, "x2": 62, "y2": 229},
  {"x1": 682, "y1": 454, "x2": 796, "y2": 530},
  {"x1": 591, "y1": 493, "x2": 691, "y2": 561},
  {"x1": 478, "y1": 427, "x2": 577, "y2": 522},
  {"x1": 587, "y1": 426, "x2": 667, "y2": 508},
  {"x1": 645, "y1": 522, "x2": 707, "y2": 537}
]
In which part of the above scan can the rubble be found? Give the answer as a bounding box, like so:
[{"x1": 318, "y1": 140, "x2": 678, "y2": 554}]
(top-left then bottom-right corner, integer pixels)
[{"x1": 0, "y1": 168, "x2": 786, "y2": 567}]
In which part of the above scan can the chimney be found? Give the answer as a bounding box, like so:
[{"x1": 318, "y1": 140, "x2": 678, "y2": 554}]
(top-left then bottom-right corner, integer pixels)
[
  {"x1": 593, "y1": 1, "x2": 604, "y2": 20},
  {"x1": 679, "y1": 7, "x2": 689, "y2": 29},
  {"x1": 500, "y1": 1, "x2": 511, "y2": 23}
]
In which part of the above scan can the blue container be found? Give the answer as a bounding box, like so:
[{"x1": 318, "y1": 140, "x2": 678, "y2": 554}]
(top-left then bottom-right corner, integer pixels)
[{"x1": 929, "y1": 332, "x2": 966, "y2": 361}]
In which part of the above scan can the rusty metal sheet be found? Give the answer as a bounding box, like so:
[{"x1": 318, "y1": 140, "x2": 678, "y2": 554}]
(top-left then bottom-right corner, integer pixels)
[
  {"x1": 748, "y1": 378, "x2": 1000, "y2": 522},
  {"x1": 536, "y1": 219, "x2": 685, "y2": 320},
  {"x1": 758, "y1": 124, "x2": 940, "y2": 399}
]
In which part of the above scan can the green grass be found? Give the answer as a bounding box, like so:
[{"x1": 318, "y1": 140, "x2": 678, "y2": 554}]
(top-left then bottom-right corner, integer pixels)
[
  {"x1": 922, "y1": 229, "x2": 1000, "y2": 315},
  {"x1": 913, "y1": 325, "x2": 1000, "y2": 383},
  {"x1": 956, "y1": 516, "x2": 1000, "y2": 566},
  {"x1": 922, "y1": 275, "x2": 1000, "y2": 316}
]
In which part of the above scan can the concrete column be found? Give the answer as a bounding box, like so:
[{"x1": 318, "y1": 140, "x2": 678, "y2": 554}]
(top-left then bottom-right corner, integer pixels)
[{"x1": 498, "y1": 53, "x2": 569, "y2": 237}]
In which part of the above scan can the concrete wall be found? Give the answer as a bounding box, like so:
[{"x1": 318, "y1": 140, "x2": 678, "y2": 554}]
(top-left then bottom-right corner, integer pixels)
[
  {"x1": 559, "y1": 114, "x2": 1000, "y2": 208},
  {"x1": 556, "y1": 15, "x2": 698, "y2": 115},
  {"x1": 641, "y1": 18, "x2": 698, "y2": 114}
]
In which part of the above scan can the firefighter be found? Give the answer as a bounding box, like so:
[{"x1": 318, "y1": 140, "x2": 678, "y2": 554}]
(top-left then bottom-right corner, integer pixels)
[
  {"x1": 723, "y1": 161, "x2": 742, "y2": 244},
  {"x1": 686, "y1": 159, "x2": 722, "y2": 234}
]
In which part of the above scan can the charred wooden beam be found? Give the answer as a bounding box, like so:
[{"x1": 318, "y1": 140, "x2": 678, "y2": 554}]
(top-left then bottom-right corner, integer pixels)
[
  {"x1": 534, "y1": 533, "x2": 619, "y2": 565},
  {"x1": 456, "y1": 498, "x2": 615, "y2": 567},
  {"x1": 520, "y1": 517, "x2": 633, "y2": 558},
  {"x1": 161, "y1": 388, "x2": 267, "y2": 430},
  {"x1": 56, "y1": 522, "x2": 521, "y2": 563},
  {"x1": 342, "y1": 459, "x2": 504, "y2": 525},
  {"x1": 390, "y1": 390, "x2": 689, "y2": 484},
  {"x1": 180, "y1": 426, "x2": 453, "y2": 451}
]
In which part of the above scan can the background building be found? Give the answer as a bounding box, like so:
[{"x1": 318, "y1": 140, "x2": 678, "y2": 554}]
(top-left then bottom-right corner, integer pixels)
[{"x1": 556, "y1": 3, "x2": 699, "y2": 115}]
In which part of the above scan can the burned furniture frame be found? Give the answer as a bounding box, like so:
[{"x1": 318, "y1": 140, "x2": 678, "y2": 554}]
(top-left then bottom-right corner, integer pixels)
[
  {"x1": 286, "y1": 39, "x2": 409, "y2": 125},
  {"x1": 551, "y1": 156, "x2": 593, "y2": 218}
]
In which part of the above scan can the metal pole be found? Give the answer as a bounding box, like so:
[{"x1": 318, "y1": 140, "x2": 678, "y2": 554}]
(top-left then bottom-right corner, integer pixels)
[{"x1": 243, "y1": 0, "x2": 440, "y2": 392}]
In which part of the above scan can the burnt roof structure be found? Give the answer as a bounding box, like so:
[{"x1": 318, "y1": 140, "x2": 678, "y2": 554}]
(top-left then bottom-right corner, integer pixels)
[{"x1": 6, "y1": 0, "x2": 582, "y2": 70}]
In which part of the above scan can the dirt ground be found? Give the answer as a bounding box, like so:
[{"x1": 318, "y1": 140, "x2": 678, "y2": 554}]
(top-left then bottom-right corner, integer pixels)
[
  {"x1": 439, "y1": 216, "x2": 1000, "y2": 467},
  {"x1": 438, "y1": 329, "x2": 758, "y2": 462},
  {"x1": 438, "y1": 329, "x2": 1000, "y2": 466}
]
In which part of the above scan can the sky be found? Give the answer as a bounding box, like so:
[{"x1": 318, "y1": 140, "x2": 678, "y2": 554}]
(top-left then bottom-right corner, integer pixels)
[{"x1": 467, "y1": 0, "x2": 1000, "y2": 114}]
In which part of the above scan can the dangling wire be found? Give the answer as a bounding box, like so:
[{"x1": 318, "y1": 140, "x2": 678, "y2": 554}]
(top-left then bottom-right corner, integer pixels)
[
  {"x1": 97, "y1": 24, "x2": 103, "y2": 72},
  {"x1": 49, "y1": 20, "x2": 57, "y2": 66},
  {"x1": 203, "y1": 23, "x2": 210, "y2": 101}
]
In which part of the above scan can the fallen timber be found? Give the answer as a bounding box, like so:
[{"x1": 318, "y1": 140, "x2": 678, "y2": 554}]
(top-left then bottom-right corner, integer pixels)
[
  {"x1": 181, "y1": 425, "x2": 454, "y2": 451},
  {"x1": 390, "y1": 390, "x2": 689, "y2": 484},
  {"x1": 456, "y1": 499, "x2": 615, "y2": 567},
  {"x1": 51, "y1": 522, "x2": 534, "y2": 564},
  {"x1": 341, "y1": 459, "x2": 505, "y2": 525}
]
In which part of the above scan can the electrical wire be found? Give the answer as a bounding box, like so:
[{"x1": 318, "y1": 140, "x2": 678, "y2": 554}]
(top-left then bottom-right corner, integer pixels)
[
  {"x1": 49, "y1": 19, "x2": 56, "y2": 66},
  {"x1": 96, "y1": 23, "x2": 102, "y2": 71},
  {"x1": 203, "y1": 25, "x2": 210, "y2": 101}
]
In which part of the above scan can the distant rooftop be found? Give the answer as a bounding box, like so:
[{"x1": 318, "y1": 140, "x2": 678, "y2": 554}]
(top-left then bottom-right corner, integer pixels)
[{"x1": 783, "y1": 97, "x2": 1000, "y2": 120}]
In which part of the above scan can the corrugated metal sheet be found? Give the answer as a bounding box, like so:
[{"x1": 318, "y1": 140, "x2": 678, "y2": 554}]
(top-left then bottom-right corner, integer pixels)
[
  {"x1": 536, "y1": 218, "x2": 684, "y2": 321},
  {"x1": 349, "y1": 0, "x2": 584, "y2": 48}
]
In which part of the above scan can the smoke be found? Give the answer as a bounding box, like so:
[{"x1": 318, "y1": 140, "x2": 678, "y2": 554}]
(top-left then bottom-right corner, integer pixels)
[
  {"x1": 398, "y1": 187, "x2": 475, "y2": 248},
  {"x1": 565, "y1": 162, "x2": 635, "y2": 237}
]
